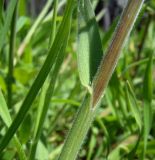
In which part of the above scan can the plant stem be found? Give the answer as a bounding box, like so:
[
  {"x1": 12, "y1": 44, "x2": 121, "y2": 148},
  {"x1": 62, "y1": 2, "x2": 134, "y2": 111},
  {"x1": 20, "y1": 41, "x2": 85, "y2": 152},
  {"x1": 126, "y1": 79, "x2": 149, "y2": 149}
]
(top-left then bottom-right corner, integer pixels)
[
  {"x1": 58, "y1": 0, "x2": 145, "y2": 159},
  {"x1": 7, "y1": 3, "x2": 17, "y2": 108},
  {"x1": 58, "y1": 94, "x2": 96, "y2": 160},
  {"x1": 92, "y1": 0, "x2": 145, "y2": 107}
]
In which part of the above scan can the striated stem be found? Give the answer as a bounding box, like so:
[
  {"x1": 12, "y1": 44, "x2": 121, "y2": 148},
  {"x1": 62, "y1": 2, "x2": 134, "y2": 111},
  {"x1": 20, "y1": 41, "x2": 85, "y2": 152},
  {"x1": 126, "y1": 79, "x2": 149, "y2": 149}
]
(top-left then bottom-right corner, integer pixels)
[
  {"x1": 58, "y1": 0, "x2": 145, "y2": 160},
  {"x1": 58, "y1": 94, "x2": 96, "y2": 160},
  {"x1": 92, "y1": 0, "x2": 145, "y2": 107}
]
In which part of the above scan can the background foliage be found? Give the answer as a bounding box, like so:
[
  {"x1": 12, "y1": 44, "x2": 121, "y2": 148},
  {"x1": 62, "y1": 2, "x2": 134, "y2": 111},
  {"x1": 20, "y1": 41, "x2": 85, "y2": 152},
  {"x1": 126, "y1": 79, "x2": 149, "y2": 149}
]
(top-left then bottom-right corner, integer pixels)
[{"x1": 0, "y1": 0, "x2": 155, "y2": 159}]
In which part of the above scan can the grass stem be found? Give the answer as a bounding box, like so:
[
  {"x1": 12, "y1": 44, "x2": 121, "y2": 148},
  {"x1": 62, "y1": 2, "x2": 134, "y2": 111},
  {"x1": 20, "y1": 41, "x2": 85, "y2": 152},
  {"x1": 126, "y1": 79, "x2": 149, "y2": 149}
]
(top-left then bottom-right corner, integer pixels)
[
  {"x1": 92, "y1": 0, "x2": 145, "y2": 107},
  {"x1": 58, "y1": 0, "x2": 145, "y2": 159}
]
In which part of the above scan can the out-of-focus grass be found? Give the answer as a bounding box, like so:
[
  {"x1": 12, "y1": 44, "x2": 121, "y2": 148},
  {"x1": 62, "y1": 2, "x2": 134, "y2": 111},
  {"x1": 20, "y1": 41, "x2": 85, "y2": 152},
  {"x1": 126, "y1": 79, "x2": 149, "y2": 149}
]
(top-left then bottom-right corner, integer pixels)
[{"x1": 0, "y1": 0, "x2": 155, "y2": 159}]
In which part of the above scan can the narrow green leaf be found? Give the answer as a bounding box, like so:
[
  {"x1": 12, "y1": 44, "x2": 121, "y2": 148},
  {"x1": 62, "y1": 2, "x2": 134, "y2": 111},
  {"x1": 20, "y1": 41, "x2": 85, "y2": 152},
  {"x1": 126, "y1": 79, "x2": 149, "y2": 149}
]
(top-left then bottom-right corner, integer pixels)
[
  {"x1": 17, "y1": 0, "x2": 54, "y2": 57},
  {"x1": 0, "y1": 0, "x2": 18, "y2": 51},
  {"x1": 33, "y1": 85, "x2": 48, "y2": 139},
  {"x1": 19, "y1": 114, "x2": 32, "y2": 144},
  {"x1": 125, "y1": 81, "x2": 142, "y2": 131},
  {"x1": 43, "y1": 0, "x2": 66, "y2": 23},
  {"x1": 0, "y1": 1, "x2": 4, "y2": 38},
  {"x1": 143, "y1": 53, "x2": 153, "y2": 102},
  {"x1": 77, "y1": 0, "x2": 103, "y2": 90},
  {"x1": 29, "y1": 20, "x2": 69, "y2": 160},
  {"x1": 0, "y1": 90, "x2": 12, "y2": 126},
  {"x1": 0, "y1": 0, "x2": 3, "y2": 22},
  {"x1": 33, "y1": 0, "x2": 59, "y2": 142},
  {"x1": 143, "y1": 52, "x2": 153, "y2": 159},
  {"x1": 0, "y1": 90, "x2": 27, "y2": 160},
  {"x1": 7, "y1": 3, "x2": 18, "y2": 108},
  {"x1": 87, "y1": 133, "x2": 96, "y2": 160},
  {"x1": 48, "y1": 0, "x2": 58, "y2": 47},
  {"x1": 0, "y1": 0, "x2": 75, "y2": 152}
]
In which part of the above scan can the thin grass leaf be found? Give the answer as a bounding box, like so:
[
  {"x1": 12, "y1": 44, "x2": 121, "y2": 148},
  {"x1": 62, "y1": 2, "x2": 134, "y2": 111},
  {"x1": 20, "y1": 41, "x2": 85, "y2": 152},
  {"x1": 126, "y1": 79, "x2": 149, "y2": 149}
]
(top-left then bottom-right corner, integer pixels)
[
  {"x1": 121, "y1": 57, "x2": 155, "y2": 76},
  {"x1": 96, "y1": 117, "x2": 110, "y2": 156},
  {"x1": 77, "y1": 0, "x2": 103, "y2": 90},
  {"x1": 29, "y1": 18, "x2": 69, "y2": 160},
  {"x1": 143, "y1": 52, "x2": 153, "y2": 159},
  {"x1": 87, "y1": 133, "x2": 96, "y2": 160},
  {"x1": 0, "y1": 90, "x2": 12, "y2": 126},
  {"x1": 0, "y1": 0, "x2": 3, "y2": 22},
  {"x1": 0, "y1": 90, "x2": 27, "y2": 160},
  {"x1": 33, "y1": 0, "x2": 59, "y2": 139},
  {"x1": 33, "y1": 85, "x2": 48, "y2": 141},
  {"x1": 105, "y1": 87, "x2": 119, "y2": 118},
  {"x1": 51, "y1": 98, "x2": 80, "y2": 106},
  {"x1": 0, "y1": 0, "x2": 18, "y2": 51},
  {"x1": 111, "y1": 75, "x2": 132, "y2": 131},
  {"x1": 49, "y1": 0, "x2": 58, "y2": 46},
  {"x1": 43, "y1": 0, "x2": 66, "y2": 23},
  {"x1": 0, "y1": 0, "x2": 75, "y2": 152},
  {"x1": 143, "y1": 53, "x2": 153, "y2": 102},
  {"x1": 7, "y1": 3, "x2": 18, "y2": 108},
  {"x1": 125, "y1": 81, "x2": 142, "y2": 131},
  {"x1": 17, "y1": 0, "x2": 54, "y2": 57},
  {"x1": 29, "y1": 1, "x2": 64, "y2": 158}
]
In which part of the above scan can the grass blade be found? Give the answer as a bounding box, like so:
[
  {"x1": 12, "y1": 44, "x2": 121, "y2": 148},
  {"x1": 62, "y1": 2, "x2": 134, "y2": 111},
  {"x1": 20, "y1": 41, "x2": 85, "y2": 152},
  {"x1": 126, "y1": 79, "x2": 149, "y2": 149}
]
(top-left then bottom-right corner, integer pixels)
[
  {"x1": 17, "y1": 0, "x2": 54, "y2": 57},
  {"x1": 125, "y1": 81, "x2": 142, "y2": 131},
  {"x1": 0, "y1": 90, "x2": 27, "y2": 160},
  {"x1": 0, "y1": 0, "x2": 3, "y2": 22},
  {"x1": 77, "y1": 0, "x2": 103, "y2": 90},
  {"x1": 0, "y1": 0, "x2": 75, "y2": 153},
  {"x1": 0, "y1": 0, "x2": 18, "y2": 51},
  {"x1": 143, "y1": 52, "x2": 153, "y2": 159},
  {"x1": 7, "y1": 3, "x2": 18, "y2": 108},
  {"x1": 48, "y1": 0, "x2": 58, "y2": 47},
  {"x1": 0, "y1": 90, "x2": 12, "y2": 126},
  {"x1": 29, "y1": 4, "x2": 69, "y2": 157},
  {"x1": 29, "y1": 43, "x2": 67, "y2": 159}
]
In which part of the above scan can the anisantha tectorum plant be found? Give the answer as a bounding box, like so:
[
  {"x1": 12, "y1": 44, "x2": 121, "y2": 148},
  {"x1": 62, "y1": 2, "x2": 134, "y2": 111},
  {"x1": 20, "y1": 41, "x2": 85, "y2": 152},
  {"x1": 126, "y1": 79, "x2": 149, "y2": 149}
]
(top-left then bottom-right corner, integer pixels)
[{"x1": 58, "y1": 0, "x2": 145, "y2": 159}]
